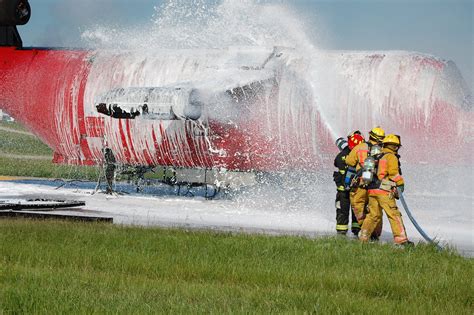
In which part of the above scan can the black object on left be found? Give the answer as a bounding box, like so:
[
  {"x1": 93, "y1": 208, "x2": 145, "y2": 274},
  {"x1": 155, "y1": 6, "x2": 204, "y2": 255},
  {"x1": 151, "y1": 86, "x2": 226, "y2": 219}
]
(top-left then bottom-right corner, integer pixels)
[{"x1": 0, "y1": 0, "x2": 31, "y2": 47}]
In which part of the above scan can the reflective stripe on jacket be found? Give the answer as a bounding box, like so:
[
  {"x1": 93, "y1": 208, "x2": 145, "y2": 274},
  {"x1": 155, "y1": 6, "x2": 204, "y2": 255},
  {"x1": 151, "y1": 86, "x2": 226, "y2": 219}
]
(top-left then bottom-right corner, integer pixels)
[{"x1": 345, "y1": 142, "x2": 368, "y2": 171}]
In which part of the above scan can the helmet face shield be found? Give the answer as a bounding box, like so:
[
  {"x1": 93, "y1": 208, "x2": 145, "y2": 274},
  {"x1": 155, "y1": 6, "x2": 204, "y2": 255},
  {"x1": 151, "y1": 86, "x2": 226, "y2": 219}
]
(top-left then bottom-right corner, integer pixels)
[
  {"x1": 369, "y1": 126, "x2": 385, "y2": 143},
  {"x1": 369, "y1": 133, "x2": 384, "y2": 143}
]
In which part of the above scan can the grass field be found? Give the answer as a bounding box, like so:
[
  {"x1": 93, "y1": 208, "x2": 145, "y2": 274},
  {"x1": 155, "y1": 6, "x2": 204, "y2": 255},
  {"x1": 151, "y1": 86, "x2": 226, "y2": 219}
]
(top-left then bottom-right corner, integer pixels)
[
  {"x1": 0, "y1": 121, "x2": 100, "y2": 180},
  {"x1": 0, "y1": 156, "x2": 100, "y2": 180},
  {"x1": 0, "y1": 120, "x2": 30, "y2": 132},
  {"x1": 0, "y1": 128, "x2": 52, "y2": 156},
  {"x1": 0, "y1": 219, "x2": 472, "y2": 314}
]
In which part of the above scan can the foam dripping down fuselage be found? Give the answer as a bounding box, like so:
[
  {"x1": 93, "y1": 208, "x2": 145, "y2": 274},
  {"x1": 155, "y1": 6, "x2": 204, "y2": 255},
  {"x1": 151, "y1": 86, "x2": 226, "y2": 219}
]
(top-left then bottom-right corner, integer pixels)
[{"x1": 0, "y1": 46, "x2": 471, "y2": 170}]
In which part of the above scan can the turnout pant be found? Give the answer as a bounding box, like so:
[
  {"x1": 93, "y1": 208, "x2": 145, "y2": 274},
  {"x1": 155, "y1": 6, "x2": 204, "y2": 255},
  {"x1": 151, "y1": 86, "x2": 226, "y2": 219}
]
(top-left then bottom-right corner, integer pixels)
[
  {"x1": 336, "y1": 191, "x2": 360, "y2": 234},
  {"x1": 359, "y1": 192, "x2": 408, "y2": 244},
  {"x1": 105, "y1": 165, "x2": 115, "y2": 194},
  {"x1": 350, "y1": 187, "x2": 382, "y2": 238},
  {"x1": 350, "y1": 187, "x2": 367, "y2": 223}
]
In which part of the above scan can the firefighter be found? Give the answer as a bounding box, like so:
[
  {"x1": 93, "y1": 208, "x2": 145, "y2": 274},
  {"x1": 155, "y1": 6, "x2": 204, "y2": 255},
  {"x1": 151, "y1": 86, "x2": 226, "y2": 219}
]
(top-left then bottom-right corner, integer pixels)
[
  {"x1": 333, "y1": 133, "x2": 361, "y2": 236},
  {"x1": 359, "y1": 134, "x2": 412, "y2": 246},
  {"x1": 103, "y1": 147, "x2": 116, "y2": 194},
  {"x1": 345, "y1": 127, "x2": 385, "y2": 238}
]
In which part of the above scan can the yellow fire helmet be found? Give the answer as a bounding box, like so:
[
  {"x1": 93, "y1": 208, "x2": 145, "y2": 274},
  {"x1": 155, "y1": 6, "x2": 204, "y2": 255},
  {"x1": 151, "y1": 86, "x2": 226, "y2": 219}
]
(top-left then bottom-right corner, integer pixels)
[
  {"x1": 382, "y1": 134, "x2": 401, "y2": 146},
  {"x1": 369, "y1": 126, "x2": 385, "y2": 143}
]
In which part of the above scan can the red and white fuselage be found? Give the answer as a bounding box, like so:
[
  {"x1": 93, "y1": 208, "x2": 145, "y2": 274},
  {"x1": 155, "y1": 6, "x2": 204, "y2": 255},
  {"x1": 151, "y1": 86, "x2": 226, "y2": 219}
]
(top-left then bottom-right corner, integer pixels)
[{"x1": 0, "y1": 46, "x2": 471, "y2": 170}]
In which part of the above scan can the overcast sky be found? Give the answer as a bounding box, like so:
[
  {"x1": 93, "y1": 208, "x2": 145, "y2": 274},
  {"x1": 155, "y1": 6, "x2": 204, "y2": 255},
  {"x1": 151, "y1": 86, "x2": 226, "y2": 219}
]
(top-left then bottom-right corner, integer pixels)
[{"x1": 18, "y1": 0, "x2": 473, "y2": 87}]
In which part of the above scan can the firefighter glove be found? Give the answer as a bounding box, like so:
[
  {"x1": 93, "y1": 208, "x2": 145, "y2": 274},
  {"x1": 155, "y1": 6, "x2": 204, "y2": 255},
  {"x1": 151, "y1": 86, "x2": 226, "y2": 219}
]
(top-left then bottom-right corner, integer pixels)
[{"x1": 397, "y1": 184, "x2": 405, "y2": 193}]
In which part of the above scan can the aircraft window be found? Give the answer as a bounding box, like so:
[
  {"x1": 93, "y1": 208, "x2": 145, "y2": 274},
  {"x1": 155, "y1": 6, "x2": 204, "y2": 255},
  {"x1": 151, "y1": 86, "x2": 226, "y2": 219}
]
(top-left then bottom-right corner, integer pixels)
[{"x1": 96, "y1": 103, "x2": 141, "y2": 119}]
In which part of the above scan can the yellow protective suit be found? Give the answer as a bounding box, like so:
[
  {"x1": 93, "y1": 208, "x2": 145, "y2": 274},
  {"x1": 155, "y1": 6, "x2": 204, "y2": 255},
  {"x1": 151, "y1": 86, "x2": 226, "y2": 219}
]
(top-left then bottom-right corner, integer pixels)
[
  {"x1": 359, "y1": 147, "x2": 409, "y2": 244},
  {"x1": 345, "y1": 140, "x2": 382, "y2": 237}
]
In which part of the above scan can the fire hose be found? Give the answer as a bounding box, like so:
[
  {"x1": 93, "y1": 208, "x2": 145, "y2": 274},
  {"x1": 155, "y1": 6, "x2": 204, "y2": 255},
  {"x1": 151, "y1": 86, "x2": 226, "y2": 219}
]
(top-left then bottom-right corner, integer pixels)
[{"x1": 397, "y1": 187, "x2": 443, "y2": 251}]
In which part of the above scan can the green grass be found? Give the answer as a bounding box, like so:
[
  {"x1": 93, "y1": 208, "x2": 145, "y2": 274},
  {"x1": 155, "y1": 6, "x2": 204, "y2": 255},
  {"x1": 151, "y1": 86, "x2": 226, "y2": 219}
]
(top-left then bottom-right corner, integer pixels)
[
  {"x1": 0, "y1": 121, "x2": 30, "y2": 132},
  {"x1": 0, "y1": 219, "x2": 472, "y2": 314},
  {"x1": 0, "y1": 129, "x2": 52, "y2": 156},
  {"x1": 0, "y1": 156, "x2": 100, "y2": 180},
  {"x1": 0, "y1": 122, "x2": 99, "y2": 180}
]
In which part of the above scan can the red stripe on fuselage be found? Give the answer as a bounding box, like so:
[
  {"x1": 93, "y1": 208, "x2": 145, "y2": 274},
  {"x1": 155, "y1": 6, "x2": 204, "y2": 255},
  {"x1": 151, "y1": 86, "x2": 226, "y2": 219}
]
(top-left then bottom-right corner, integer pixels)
[
  {"x1": 77, "y1": 57, "x2": 93, "y2": 162},
  {"x1": 151, "y1": 128, "x2": 162, "y2": 165},
  {"x1": 118, "y1": 119, "x2": 132, "y2": 163},
  {"x1": 126, "y1": 119, "x2": 139, "y2": 164}
]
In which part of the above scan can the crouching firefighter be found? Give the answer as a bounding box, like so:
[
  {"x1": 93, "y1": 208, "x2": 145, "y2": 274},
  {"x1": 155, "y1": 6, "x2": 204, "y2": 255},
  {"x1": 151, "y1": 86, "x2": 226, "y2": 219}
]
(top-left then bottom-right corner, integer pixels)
[
  {"x1": 345, "y1": 127, "x2": 385, "y2": 239},
  {"x1": 333, "y1": 135, "x2": 360, "y2": 236},
  {"x1": 359, "y1": 134, "x2": 412, "y2": 246}
]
